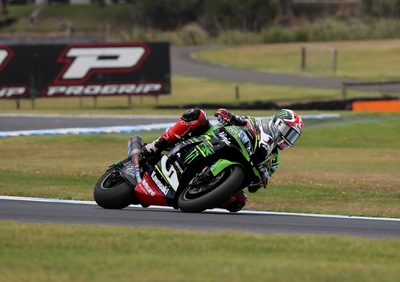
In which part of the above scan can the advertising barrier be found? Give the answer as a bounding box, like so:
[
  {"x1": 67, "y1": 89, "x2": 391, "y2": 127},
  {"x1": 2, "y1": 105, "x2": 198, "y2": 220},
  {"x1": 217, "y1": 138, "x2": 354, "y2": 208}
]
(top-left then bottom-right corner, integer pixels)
[
  {"x1": 0, "y1": 42, "x2": 170, "y2": 100},
  {"x1": 352, "y1": 100, "x2": 400, "y2": 112}
]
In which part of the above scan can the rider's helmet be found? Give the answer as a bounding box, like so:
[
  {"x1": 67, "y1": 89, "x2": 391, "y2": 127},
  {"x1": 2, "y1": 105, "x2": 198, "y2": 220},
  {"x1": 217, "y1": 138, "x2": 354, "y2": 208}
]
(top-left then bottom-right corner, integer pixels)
[
  {"x1": 270, "y1": 109, "x2": 304, "y2": 150},
  {"x1": 257, "y1": 109, "x2": 304, "y2": 152}
]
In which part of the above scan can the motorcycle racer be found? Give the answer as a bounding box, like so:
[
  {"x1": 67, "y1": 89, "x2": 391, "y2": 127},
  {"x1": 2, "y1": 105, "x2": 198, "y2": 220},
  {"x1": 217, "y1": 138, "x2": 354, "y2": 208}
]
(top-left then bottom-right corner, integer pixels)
[{"x1": 128, "y1": 108, "x2": 304, "y2": 212}]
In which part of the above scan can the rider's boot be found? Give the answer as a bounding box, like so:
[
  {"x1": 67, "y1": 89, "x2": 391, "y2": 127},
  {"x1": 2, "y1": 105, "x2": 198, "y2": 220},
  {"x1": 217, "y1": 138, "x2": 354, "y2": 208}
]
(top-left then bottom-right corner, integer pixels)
[
  {"x1": 142, "y1": 108, "x2": 210, "y2": 160},
  {"x1": 142, "y1": 137, "x2": 168, "y2": 159},
  {"x1": 141, "y1": 117, "x2": 191, "y2": 159}
]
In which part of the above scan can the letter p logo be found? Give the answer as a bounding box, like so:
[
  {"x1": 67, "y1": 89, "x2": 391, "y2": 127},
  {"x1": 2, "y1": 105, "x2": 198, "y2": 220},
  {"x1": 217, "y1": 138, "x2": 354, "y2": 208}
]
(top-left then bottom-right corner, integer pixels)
[
  {"x1": 0, "y1": 46, "x2": 14, "y2": 72},
  {"x1": 55, "y1": 43, "x2": 150, "y2": 83}
]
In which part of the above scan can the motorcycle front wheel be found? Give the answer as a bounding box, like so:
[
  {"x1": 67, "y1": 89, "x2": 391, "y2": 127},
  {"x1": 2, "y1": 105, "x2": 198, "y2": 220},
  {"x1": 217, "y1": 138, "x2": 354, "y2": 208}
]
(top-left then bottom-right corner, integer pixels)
[
  {"x1": 94, "y1": 169, "x2": 138, "y2": 209},
  {"x1": 178, "y1": 165, "x2": 244, "y2": 213}
]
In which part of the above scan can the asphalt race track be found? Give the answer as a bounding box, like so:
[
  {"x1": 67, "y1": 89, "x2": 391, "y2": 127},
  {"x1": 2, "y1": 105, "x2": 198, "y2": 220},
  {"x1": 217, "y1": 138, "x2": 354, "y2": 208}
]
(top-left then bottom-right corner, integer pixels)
[
  {"x1": 1, "y1": 197, "x2": 399, "y2": 238},
  {"x1": 171, "y1": 46, "x2": 355, "y2": 89},
  {"x1": 0, "y1": 114, "x2": 181, "y2": 131},
  {"x1": 1, "y1": 46, "x2": 399, "y2": 238}
]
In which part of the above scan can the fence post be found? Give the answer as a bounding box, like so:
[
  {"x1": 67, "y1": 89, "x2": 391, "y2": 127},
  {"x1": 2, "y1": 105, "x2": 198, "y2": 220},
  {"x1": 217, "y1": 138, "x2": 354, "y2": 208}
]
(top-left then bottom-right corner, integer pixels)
[
  {"x1": 332, "y1": 49, "x2": 337, "y2": 74},
  {"x1": 29, "y1": 0, "x2": 47, "y2": 25},
  {"x1": 342, "y1": 83, "x2": 347, "y2": 99},
  {"x1": 30, "y1": 88, "x2": 35, "y2": 109},
  {"x1": 301, "y1": 46, "x2": 306, "y2": 71}
]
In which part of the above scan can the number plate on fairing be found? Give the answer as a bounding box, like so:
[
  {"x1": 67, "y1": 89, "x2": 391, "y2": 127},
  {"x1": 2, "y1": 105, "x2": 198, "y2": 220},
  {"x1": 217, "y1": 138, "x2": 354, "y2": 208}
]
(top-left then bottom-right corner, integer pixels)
[{"x1": 152, "y1": 155, "x2": 184, "y2": 198}]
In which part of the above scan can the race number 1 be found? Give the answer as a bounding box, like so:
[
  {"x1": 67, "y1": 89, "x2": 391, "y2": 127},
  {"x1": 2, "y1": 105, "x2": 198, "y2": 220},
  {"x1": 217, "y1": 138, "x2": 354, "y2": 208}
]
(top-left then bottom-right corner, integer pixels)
[{"x1": 160, "y1": 156, "x2": 179, "y2": 191}]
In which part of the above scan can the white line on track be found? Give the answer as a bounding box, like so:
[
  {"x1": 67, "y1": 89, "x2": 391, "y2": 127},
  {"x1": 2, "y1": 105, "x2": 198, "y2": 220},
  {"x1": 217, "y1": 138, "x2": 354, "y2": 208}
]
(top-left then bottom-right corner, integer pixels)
[
  {"x1": 0, "y1": 123, "x2": 177, "y2": 137},
  {"x1": 1, "y1": 195, "x2": 399, "y2": 222},
  {"x1": 0, "y1": 113, "x2": 340, "y2": 138}
]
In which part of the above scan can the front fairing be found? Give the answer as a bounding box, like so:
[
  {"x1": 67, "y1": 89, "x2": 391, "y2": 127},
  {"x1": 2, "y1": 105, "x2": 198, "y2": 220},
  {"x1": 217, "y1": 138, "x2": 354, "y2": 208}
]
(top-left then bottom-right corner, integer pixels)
[
  {"x1": 176, "y1": 125, "x2": 261, "y2": 184},
  {"x1": 183, "y1": 125, "x2": 256, "y2": 160}
]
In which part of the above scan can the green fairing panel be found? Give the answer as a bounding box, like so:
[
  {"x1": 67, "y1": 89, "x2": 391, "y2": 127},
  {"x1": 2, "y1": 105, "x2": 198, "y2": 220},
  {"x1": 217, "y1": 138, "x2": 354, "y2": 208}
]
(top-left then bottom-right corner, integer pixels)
[
  {"x1": 183, "y1": 125, "x2": 261, "y2": 179},
  {"x1": 183, "y1": 137, "x2": 214, "y2": 164},
  {"x1": 210, "y1": 159, "x2": 241, "y2": 176}
]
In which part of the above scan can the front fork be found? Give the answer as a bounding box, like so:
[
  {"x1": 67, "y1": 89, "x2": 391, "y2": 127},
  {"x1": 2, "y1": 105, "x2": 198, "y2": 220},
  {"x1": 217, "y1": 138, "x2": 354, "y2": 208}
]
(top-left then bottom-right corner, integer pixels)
[{"x1": 189, "y1": 165, "x2": 210, "y2": 186}]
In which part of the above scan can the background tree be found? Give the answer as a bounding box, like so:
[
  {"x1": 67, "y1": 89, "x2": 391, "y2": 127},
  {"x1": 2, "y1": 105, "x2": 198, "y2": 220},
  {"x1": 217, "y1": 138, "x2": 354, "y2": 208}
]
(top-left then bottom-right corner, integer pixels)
[
  {"x1": 135, "y1": 0, "x2": 203, "y2": 30},
  {"x1": 204, "y1": 0, "x2": 275, "y2": 33},
  {"x1": 1, "y1": 0, "x2": 7, "y2": 16},
  {"x1": 274, "y1": 0, "x2": 294, "y2": 26}
]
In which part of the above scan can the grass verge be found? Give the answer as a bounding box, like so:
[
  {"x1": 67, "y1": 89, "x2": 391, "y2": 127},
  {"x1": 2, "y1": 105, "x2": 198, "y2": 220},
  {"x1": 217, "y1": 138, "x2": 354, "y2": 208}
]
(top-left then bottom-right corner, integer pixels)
[
  {"x1": 0, "y1": 222, "x2": 399, "y2": 282},
  {"x1": 196, "y1": 39, "x2": 400, "y2": 81}
]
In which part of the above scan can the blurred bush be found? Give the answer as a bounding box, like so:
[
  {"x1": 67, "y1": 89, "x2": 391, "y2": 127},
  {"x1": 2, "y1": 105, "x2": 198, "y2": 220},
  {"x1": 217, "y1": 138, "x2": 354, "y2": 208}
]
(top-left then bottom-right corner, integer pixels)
[{"x1": 120, "y1": 18, "x2": 400, "y2": 46}]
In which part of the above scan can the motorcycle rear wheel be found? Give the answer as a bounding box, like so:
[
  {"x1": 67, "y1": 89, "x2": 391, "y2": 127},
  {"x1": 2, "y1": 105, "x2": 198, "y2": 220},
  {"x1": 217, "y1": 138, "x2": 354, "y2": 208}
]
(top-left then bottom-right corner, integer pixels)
[
  {"x1": 178, "y1": 165, "x2": 244, "y2": 213},
  {"x1": 94, "y1": 170, "x2": 138, "y2": 209}
]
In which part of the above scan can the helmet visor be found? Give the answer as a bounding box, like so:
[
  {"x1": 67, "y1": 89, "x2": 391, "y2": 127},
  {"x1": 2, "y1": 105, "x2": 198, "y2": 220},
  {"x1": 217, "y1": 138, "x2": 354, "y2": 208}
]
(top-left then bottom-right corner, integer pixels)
[
  {"x1": 285, "y1": 127, "x2": 301, "y2": 145},
  {"x1": 276, "y1": 120, "x2": 301, "y2": 148}
]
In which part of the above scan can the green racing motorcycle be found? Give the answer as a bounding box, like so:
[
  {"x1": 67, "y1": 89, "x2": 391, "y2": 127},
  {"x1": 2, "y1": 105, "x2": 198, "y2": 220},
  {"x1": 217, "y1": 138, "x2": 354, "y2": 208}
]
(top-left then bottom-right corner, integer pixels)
[{"x1": 94, "y1": 123, "x2": 263, "y2": 213}]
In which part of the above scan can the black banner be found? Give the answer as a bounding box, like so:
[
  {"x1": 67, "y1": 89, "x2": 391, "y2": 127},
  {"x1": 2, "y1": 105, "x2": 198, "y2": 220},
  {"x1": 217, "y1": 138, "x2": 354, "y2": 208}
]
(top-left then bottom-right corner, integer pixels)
[{"x1": 0, "y1": 42, "x2": 170, "y2": 99}]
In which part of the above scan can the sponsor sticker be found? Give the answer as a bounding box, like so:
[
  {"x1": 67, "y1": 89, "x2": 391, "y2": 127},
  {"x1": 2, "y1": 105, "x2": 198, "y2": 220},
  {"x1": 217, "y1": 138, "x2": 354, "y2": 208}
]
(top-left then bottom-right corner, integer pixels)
[
  {"x1": 0, "y1": 86, "x2": 29, "y2": 98},
  {"x1": 44, "y1": 83, "x2": 164, "y2": 97},
  {"x1": 141, "y1": 179, "x2": 156, "y2": 197},
  {"x1": 151, "y1": 171, "x2": 169, "y2": 196},
  {"x1": 218, "y1": 131, "x2": 231, "y2": 145}
]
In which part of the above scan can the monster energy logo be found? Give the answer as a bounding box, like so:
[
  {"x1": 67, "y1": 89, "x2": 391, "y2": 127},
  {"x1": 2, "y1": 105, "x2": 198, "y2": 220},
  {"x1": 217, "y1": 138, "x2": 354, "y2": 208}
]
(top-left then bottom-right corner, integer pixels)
[
  {"x1": 184, "y1": 149, "x2": 200, "y2": 164},
  {"x1": 197, "y1": 143, "x2": 213, "y2": 157},
  {"x1": 275, "y1": 110, "x2": 292, "y2": 119}
]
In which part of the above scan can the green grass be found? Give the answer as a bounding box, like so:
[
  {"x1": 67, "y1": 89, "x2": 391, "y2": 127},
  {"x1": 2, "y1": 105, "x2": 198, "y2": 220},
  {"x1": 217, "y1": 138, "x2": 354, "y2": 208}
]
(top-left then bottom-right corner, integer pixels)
[
  {"x1": 3, "y1": 4, "x2": 35, "y2": 18},
  {"x1": 1, "y1": 222, "x2": 399, "y2": 282},
  {"x1": 4, "y1": 4, "x2": 135, "y2": 33},
  {"x1": 299, "y1": 113, "x2": 400, "y2": 149},
  {"x1": 196, "y1": 40, "x2": 400, "y2": 81}
]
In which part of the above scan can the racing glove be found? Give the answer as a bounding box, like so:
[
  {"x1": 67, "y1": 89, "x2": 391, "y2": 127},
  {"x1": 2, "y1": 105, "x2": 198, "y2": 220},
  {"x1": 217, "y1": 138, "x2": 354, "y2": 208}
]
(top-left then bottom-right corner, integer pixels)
[
  {"x1": 248, "y1": 153, "x2": 280, "y2": 193},
  {"x1": 214, "y1": 108, "x2": 246, "y2": 126},
  {"x1": 248, "y1": 165, "x2": 270, "y2": 193}
]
